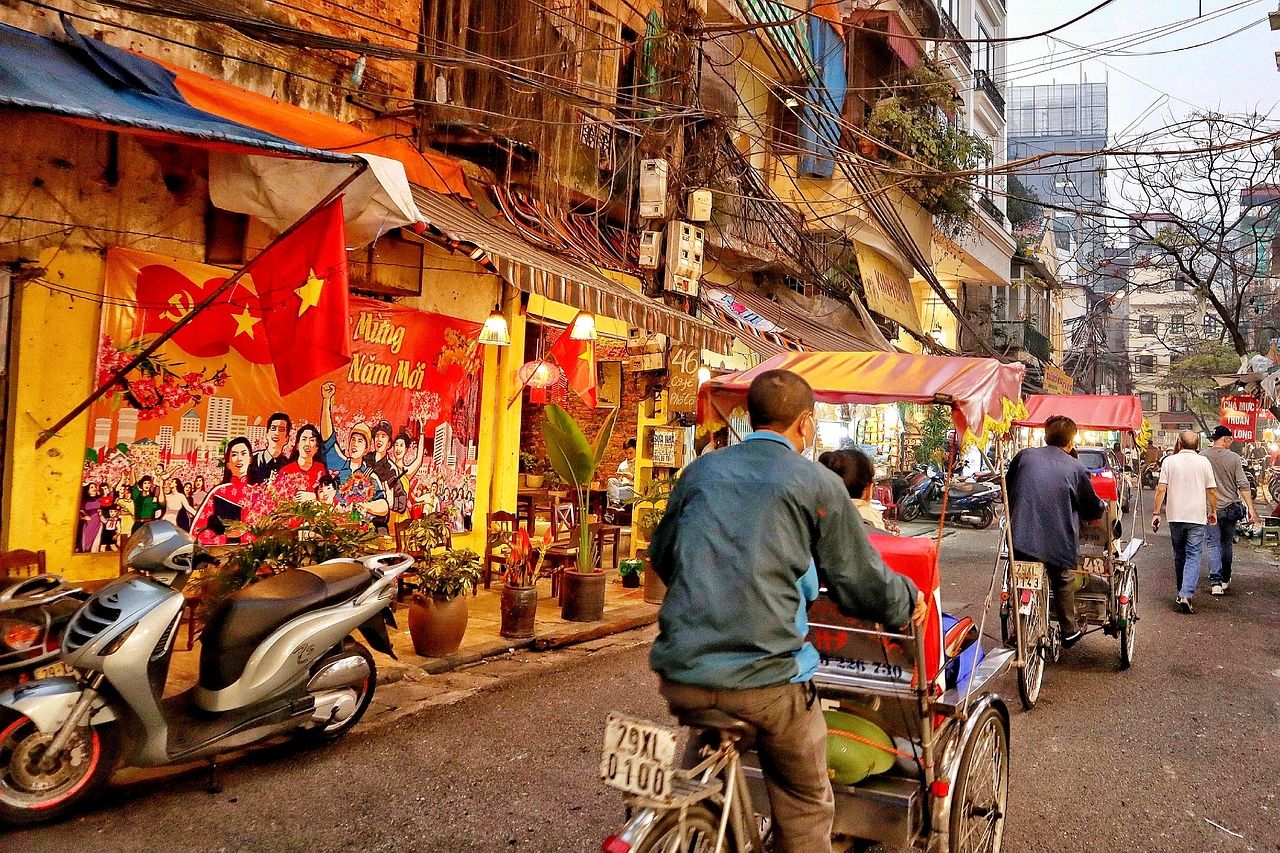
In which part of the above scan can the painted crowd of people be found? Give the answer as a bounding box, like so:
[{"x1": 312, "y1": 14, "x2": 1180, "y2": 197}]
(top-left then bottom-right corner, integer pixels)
[{"x1": 77, "y1": 387, "x2": 477, "y2": 551}]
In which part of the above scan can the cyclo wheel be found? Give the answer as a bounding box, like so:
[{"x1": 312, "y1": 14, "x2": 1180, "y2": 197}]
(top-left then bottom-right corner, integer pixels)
[
  {"x1": 1016, "y1": 582, "x2": 1046, "y2": 710},
  {"x1": 632, "y1": 802, "x2": 727, "y2": 853},
  {"x1": 1119, "y1": 569, "x2": 1137, "y2": 670},
  {"x1": 947, "y1": 705, "x2": 1010, "y2": 853}
]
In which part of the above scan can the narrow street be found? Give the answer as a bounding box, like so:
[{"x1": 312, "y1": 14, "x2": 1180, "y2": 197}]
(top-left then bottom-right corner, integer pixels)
[{"x1": 9, "y1": 518, "x2": 1278, "y2": 853}]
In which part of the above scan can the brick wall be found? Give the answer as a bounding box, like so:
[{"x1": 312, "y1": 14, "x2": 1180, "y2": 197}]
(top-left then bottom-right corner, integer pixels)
[{"x1": 519, "y1": 373, "x2": 646, "y2": 485}]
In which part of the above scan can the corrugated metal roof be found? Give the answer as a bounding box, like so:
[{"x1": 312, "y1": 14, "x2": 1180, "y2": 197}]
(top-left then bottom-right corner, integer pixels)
[{"x1": 410, "y1": 187, "x2": 730, "y2": 354}]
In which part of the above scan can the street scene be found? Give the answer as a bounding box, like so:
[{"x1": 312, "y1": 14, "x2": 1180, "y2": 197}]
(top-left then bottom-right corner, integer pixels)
[
  {"x1": 6, "y1": 522, "x2": 1278, "y2": 853},
  {"x1": 1, "y1": 0, "x2": 1279, "y2": 852}
]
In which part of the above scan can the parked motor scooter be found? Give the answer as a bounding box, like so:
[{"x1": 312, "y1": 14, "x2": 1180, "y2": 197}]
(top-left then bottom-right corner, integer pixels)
[
  {"x1": 896, "y1": 465, "x2": 1001, "y2": 529},
  {"x1": 0, "y1": 575, "x2": 86, "y2": 691},
  {"x1": 0, "y1": 521, "x2": 411, "y2": 825}
]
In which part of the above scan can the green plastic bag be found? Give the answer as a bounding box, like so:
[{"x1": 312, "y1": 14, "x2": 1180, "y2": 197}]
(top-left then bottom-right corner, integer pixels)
[{"x1": 824, "y1": 709, "x2": 895, "y2": 785}]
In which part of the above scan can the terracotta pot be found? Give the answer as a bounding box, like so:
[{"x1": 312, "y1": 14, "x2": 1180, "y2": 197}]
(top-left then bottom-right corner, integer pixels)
[
  {"x1": 561, "y1": 570, "x2": 607, "y2": 622},
  {"x1": 525, "y1": 474, "x2": 545, "y2": 489},
  {"x1": 407, "y1": 593, "x2": 468, "y2": 657},
  {"x1": 500, "y1": 585, "x2": 538, "y2": 638},
  {"x1": 641, "y1": 551, "x2": 666, "y2": 604}
]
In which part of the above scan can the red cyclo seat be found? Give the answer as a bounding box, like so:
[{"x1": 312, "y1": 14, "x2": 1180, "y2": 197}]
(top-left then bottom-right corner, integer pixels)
[{"x1": 867, "y1": 533, "x2": 943, "y2": 688}]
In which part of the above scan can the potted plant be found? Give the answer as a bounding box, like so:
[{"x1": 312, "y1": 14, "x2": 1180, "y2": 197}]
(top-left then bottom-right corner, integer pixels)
[
  {"x1": 194, "y1": 500, "x2": 383, "y2": 620},
  {"x1": 495, "y1": 527, "x2": 548, "y2": 638},
  {"x1": 541, "y1": 403, "x2": 619, "y2": 622},
  {"x1": 519, "y1": 451, "x2": 545, "y2": 489},
  {"x1": 630, "y1": 480, "x2": 675, "y2": 604},
  {"x1": 618, "y1": 558, "x2": 643, "y2": 589},
  {"x1": 402, "y1": 515, "x2": 481, "y2": 657}
]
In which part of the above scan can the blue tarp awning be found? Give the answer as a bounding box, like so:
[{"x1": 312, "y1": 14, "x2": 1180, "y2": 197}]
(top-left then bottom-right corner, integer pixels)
[{"x1": 0, "y1": 20, "x2": 354, "y2": 162}]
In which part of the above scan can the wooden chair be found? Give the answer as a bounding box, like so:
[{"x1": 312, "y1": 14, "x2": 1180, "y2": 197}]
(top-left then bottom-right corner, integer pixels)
[
  {"x1": 590, "y1": 522, "x2": 622, "y2": 569},
  {"x1": 541, "y1": 526, "x2": 604, "y2": 600},
  {"x1": 484, "y1": 511, "x2": 519, "y2": 589},
  {"x1": 0, "y1": 549, "x2": 46, "y2": 580}
]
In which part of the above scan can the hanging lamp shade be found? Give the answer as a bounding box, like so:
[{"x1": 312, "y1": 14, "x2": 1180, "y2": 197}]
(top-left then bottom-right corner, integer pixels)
[
  {"x1": 517, "y1": 360, "x2": 564, "y2": 388},
  {"x1": 569, "y1": 311, "x2": 598, "y2": 341},
  {"x1": 478, "y1": 306, "x2": 510, "y2": 346}
]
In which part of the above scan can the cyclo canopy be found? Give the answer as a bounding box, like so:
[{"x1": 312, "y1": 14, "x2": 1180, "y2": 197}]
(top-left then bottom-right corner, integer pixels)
[
  {"x1": 1014, "y1": 394, "x2": 1144, "y2": 434},
  {"x1": 698, "y1": 351, "x2": 1026, "y2": 447}
]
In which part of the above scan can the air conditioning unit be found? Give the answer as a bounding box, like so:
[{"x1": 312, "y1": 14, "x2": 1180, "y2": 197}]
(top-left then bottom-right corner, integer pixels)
[
  {"x1": 664, "y1": 220, "x2": 704, "y2": 297},
  {"x1": 638, "y1": 230, "x2": 662, "y2": 268},
  {"x1": 639, "y1": 159, "x2": 669, "y2": 219},
  {"x1": 687, "y1": 189, "x2": 713, "y2": 222}
]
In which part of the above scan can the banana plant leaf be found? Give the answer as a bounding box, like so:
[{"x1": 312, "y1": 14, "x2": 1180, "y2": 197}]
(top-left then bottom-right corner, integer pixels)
[{"x1": 541, "y1": 404, "x2": 620, "y2": 573}]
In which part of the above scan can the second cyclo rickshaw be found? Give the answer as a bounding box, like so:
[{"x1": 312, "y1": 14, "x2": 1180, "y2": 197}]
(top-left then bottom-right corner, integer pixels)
[
  {"x1": 600, "y1": 351, "x2": 1026, "y2": 853},
  {"x1": 1000, "y1": 394, "x2": 1146, "y2": 710}
]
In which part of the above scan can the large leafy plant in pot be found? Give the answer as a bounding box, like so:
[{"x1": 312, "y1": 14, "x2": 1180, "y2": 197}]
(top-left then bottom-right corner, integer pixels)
[
  {"x1": 401, "y1": 513, "x2": 481, "y2": 657},
  {"x1": 541, "y1": 403, "x2": 618, "y2": 621}
]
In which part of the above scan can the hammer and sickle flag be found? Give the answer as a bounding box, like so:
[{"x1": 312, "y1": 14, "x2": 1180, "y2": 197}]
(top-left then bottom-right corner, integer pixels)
[{"x1": 247, "y1": 197, "x2": 353, "y2": 396}]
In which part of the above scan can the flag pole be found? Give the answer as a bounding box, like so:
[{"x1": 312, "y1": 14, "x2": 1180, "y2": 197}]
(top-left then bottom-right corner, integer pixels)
[{"x1": 36, "y1": 163, "x2": 369, "y2": 448}]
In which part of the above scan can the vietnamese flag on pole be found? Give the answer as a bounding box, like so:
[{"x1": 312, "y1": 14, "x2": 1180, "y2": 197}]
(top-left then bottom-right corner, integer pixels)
[
  {"x1": 548, "y1": 314, "x2": 597, "y2": 408},
  {"x1": 248, "y1": 197, "x2": 352, "y2": 396}
]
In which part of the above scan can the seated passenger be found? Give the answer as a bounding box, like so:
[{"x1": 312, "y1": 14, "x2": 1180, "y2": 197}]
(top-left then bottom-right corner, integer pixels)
[{"x1": 819, "y1": 449, "x2": 887, "y2": 531}]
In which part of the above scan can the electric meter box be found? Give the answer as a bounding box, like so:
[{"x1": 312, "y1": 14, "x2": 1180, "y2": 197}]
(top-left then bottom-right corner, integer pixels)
[
  {"x1": 687, "y1": 189, "x2": 713, "y2": 222},
  {"x1": 639, "y1": 159, "x2": 669, "y2": 219},
  {"x1": 638, "y1": 230, "x2": 662, "y2": 268},
  {"x1": 664, "y1": 220, "x2": 704, "y2": 297}
]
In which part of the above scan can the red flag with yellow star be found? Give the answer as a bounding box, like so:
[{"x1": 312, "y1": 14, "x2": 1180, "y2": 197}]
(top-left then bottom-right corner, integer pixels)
[
  {"x1": 249, "y1": 197, "x2": 352, "y2": 395},
  {"x1": 548, "y1": 315, "x2": 597, "y2": 407}
]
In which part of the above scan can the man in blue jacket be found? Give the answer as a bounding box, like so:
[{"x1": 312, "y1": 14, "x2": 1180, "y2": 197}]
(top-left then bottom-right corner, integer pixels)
[{"x1": 649, "y1": 369, "x2": 923, "y2": 853}]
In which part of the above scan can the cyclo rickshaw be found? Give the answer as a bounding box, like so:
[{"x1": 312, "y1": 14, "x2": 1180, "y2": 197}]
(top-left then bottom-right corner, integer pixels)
[
  {"x1": 1000, "y1": 395, "x2": 1145, "y2": 710},
  {"x1": 599, "y1": 352, "x2": 1026, "y2": 853}
]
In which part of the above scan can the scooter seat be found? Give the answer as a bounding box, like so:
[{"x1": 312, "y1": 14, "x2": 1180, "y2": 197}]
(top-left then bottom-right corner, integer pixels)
[{"x1": 198, "y1": 562, "x2": 371, "y2": 692}]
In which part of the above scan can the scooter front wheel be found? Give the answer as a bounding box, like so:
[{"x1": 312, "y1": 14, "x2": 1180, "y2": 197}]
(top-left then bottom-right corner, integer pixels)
[
  {"x1": 898, "y1": 499, "x2": 922, "y2": 523},
  {"x1": 0, "y1": 710, "x2": 119, "y2": 825}
]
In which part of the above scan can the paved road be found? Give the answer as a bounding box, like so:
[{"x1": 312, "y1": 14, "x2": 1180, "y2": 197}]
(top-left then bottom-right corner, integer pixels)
[{"x1": 9, "y1": 520, "x2": 1279, "y2": 852}]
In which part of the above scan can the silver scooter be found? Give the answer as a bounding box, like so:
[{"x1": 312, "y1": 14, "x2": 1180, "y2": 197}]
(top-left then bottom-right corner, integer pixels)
[{"x1": 0, "y1": 521, "x2": 411, "y2": 825}]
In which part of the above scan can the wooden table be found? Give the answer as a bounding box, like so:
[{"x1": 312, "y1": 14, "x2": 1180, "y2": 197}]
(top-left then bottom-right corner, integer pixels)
[{"x1": 516, "y1": 488, "x2": 573, "y2": 536}]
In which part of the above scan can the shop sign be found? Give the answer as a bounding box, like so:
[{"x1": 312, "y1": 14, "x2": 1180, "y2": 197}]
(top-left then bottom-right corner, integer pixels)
[
  {"x1": 77, "y1": 247, "x2": 485, "y2": 554},
  {"x1": 854, "y1": 244, "x2": 921, "y2": 335},
  {"x1": 1221, "y1": 395, "x2": 1259, "y2": 441},
  {"x1": 650, "y1": 427, "x2": 683, "y2": 467},
  {"x1": 1041, "y1": 363, "x2": 1074, "y2": 395},
  {"x1": 704, "y1": 288, "x2": 787, "y2": 334},
  {"x1": 667, "y1": 345, "x2": 701, "y2": 413}
]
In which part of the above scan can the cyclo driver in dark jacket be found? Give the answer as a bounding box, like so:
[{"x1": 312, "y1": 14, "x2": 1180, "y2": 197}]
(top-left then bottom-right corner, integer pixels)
[{"x1": 649, "y1": 369, "x2": 926, "y2": 853}]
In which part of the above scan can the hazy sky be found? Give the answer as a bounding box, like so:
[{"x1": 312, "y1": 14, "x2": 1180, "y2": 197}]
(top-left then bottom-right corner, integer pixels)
[{"x1": 1007, "y1": 0, "x2": 1279, "y2": 141}]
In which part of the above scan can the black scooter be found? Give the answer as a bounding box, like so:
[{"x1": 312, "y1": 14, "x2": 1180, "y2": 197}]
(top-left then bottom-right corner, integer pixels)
[
  {"x1": 0, "y1": 574, "x2": 85, "y2": 690},
  {"x1": 897, "y1": 465, "x2": 1001, "y2": 529}
]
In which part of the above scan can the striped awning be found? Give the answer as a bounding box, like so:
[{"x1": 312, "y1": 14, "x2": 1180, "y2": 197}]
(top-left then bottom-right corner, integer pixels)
[
  {"x1": 410, "y1": 186, "x2": 731, "y2": 353},
  {"x1": 701, "y1": 286, "x2": 882, "y2": 357},
  {"x1": 736, "y1": 0, "x2": 816, "y2": 80}
]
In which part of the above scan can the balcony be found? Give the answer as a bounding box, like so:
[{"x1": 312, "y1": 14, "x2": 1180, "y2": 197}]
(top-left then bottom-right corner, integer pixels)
[
  {"x1": 993, "y1": 320, "x2": 1052, "y2": 362},
  {"x1": 937, "y1": 5, "x2": 971, "y2": 68},
  {"x1": 974, "y1": 68, "x2": 1005, "y2": 115},
  {"x1": 977, "y1": 194, "x2": 1004, "y2": 225},
  {"x1": 897, "y1": 0, "x2": 942, "y2": 39}
]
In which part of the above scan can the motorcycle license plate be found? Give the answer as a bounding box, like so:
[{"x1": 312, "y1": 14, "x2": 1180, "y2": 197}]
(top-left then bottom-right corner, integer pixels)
[
  {"x1": 1012, "y1": 561, "x2": 1044, "y2": 591},
  {"x1": 34, "y1": 662, "x2": 73, "y2": 679},
  {"x1": 600, "y1": 713, "x2": 678, "y2": 801}
]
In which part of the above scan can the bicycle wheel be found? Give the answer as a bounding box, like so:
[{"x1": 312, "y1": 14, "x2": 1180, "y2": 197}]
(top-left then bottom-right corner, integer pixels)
[
  {"x1": 1016, "y1": 587, "x2": 1046, "y2": 710},
  {"x1": 1118, "y1": 569, "x2": 1137, "y2": 670},
  {"x1": 947, "y1": 705, "x2": 1009, "y2": 853},
  {"x1": 633, "y1": 802, "x2": 729, "y2": 853}
]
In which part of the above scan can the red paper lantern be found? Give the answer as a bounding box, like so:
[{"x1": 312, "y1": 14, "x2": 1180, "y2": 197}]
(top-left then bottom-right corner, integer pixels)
[{"x1": 517, "y1": 360, "x2": 563, "y2": 388}]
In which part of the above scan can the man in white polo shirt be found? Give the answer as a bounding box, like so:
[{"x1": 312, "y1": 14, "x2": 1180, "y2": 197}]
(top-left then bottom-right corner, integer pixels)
[{"x1": 1151, "y1": 430, "x2": 1218, "y2": 613}]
